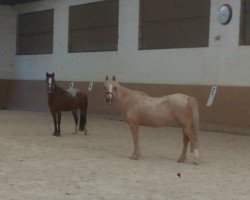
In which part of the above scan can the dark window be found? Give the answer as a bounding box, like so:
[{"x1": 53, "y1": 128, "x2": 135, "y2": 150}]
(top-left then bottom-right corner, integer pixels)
[
  {"x1": 139, "y1": 0, "x2": 211, "y2": 50},
  {"x1": 16, "y1": 9, "x2": 54, "y2": 55},
  {"x1": 68, "y1": 0, "x2": 119, "y2": 53},
  {"x1": 240, "y1": 0, "x2": 250, "y2": 45}
]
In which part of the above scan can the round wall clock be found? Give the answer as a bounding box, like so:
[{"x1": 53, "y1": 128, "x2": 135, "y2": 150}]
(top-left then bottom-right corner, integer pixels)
[{"x1": 217, "y1": 4, "x2": 232, "y2": 25}]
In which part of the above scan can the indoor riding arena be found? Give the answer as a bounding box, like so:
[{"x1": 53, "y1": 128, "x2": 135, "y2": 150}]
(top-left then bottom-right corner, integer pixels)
[{"x1": 0, "y1": 0, "x2": 250, "y2": 200}]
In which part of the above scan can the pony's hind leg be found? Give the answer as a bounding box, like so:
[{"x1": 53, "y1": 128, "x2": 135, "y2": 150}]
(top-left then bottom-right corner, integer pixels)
[
  {"x1": 72, "y1": 110, "x2": 78, "y2": 134},
  {"x1": 79, "y1": 112, "x2": 87, "y2": 135},
  {"x1": 83, "y1": 123, "x2": 88, "y2": 135},
  {"x1": 183, "y1": 126, "x2": 200, "y2": 165},
  {"x1": 79, "y1": 93, "x2": 88, "y2": 134},
  {"x1": 57, "y1": 112, "x2": 61, "y2": 136},
  {"x1": 178, "y1": 133, "x2": 189, "y2": 163}
]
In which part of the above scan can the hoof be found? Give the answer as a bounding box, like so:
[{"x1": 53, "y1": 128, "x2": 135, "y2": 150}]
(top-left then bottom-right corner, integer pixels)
[
  {"x1": 83, "y1": 131, "x2": 88, "y2": 135},
  {"x1": 177, "y1": 157, "x2": 186, "y2": 163},
  {"x1": 130, "y1": 153, "x2": 140, "y2": 160},
  {"x1": 83, "y1": 127, "x2": 88, "y2": 135},
  {"x1": 193, "y1": 159, "x2": 200, "y2": 165},
  {"x1": 193, "y1": 149, "x2": 200, "y2": 165},
  {"x1": 73, "y1": 126, "x2": 78, "y2": 135},
  {"x1": 53, "y1": 133, "x2": 61, "y2": 137}
]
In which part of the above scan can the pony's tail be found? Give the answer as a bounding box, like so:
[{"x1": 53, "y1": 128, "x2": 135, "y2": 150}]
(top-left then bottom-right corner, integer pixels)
[
  {"x1": 189, "y1": 97, "x2": 199, "y2": 152},
  {"x1": 79, "y1": 94, "x2": 88, "y2": 132}
]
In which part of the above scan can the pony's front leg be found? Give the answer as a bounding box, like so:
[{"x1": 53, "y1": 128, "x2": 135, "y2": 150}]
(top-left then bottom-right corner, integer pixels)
[
  {"x1": 51, "y1": 112, "x2": 58, "y2": 136},
  {"x1": 128, "y1": 123, "x2": 140, "y2": 160}
]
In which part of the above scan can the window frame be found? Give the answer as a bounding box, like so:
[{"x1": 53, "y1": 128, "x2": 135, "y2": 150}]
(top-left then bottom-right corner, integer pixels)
[
  {"x1": 138, "y1": 0, "x2": 211, "y2": 50},
  {"x1": 16, "y1": 9, "x2": 54, "y2": 55},
  {"x1": 68, "y1": 0, "x2": 119, "y2": 53},
  {"x1": 240, "y1": 0, "x2": 250, "y2": 45}
]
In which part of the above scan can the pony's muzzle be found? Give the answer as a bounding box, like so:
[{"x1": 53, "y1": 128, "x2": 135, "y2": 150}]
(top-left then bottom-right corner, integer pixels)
[{"x1": 105, "y1": 93, "x2": 113, "y2": 104}]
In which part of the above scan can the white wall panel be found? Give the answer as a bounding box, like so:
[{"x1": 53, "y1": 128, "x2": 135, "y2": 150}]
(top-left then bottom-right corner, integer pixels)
[{"x1": 1, "y1": 0, "x2": 250, "y2": 86}]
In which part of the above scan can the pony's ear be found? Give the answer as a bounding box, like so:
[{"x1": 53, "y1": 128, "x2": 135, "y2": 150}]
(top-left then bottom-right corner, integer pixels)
[
  {"x1": 112, "y1": 76, "x2": 116, "y2": 81},
  {"x1": 52, "y1": 72, "x2": 55, "y2": 77},
  {"x1": 105, "y1": 75, "x2": 109, "y2": 81},
  {"x1": 46, "y1": 72, "x2": 49, "y2": 77}
]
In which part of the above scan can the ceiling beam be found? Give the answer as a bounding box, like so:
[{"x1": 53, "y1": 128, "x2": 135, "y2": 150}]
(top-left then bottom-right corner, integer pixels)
[{"x1": 0, "y1": 0, "x2": 41, "y2": 5}]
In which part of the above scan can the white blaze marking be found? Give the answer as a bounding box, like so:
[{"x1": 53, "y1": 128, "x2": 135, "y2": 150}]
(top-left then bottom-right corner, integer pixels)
[
  {"x1": 48, "y1": 77, "x2": 52, "y2": 85},
  {"x1": 108, "y1": 84, "x2": 113, "y2": 94}
]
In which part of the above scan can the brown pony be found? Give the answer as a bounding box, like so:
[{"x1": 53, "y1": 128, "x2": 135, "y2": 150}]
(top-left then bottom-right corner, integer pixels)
[
  {"x1": 104, "y1": 76, "x2": 200, "y2": 164},
  {"x1": 46, "y1": 73, "x2": 88, "y2": 136}
]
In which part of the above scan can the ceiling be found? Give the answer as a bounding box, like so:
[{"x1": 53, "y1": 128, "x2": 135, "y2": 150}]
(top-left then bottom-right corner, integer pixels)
[{"x1": 0, "y1": 0, "x2": 41, "y2": 5}]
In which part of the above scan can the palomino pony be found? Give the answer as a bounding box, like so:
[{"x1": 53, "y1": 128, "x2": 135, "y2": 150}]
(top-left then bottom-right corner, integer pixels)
[
  {"x1": 104, "y1": 76, "x2": 200, "y2": 164},
  {"x1": 45, "y1": 73, "x2": 88, "y2": 136}
]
